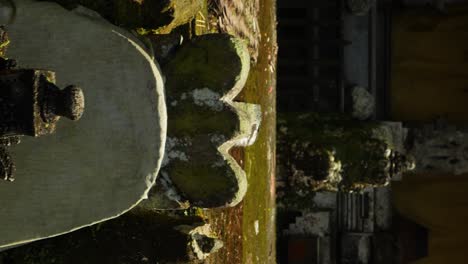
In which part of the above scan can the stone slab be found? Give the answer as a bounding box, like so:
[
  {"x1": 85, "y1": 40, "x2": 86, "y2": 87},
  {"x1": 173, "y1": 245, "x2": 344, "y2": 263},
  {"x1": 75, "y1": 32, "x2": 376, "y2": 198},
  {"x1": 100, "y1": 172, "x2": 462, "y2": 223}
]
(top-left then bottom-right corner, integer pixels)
[{"x1": 0, "y1": 0, "x2": 166, "y2": 248}]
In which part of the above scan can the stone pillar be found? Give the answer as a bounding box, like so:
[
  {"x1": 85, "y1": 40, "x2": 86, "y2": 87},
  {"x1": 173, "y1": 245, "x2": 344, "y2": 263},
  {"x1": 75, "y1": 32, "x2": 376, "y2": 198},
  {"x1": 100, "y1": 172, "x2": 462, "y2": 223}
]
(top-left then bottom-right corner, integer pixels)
[{"x1": 277, "y1": 113, "x2": 414, "y2": 192}]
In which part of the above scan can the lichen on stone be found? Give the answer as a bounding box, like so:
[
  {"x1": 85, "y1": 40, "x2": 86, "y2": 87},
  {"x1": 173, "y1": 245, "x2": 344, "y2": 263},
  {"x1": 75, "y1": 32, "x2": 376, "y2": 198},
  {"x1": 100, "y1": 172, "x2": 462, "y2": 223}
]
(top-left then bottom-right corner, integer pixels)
[
  {"x1": 192, "y1": 88, "x2": 223, "y2": 111},
  {"x1": 162, "y1": 136, "x2": 191, "y2": 167},
  {"x1": 209, "y1": 134, "x2": 227, "y2": 146},
  {"x1": 278, "y1": 113, "x2": 414, "y2": 192}
]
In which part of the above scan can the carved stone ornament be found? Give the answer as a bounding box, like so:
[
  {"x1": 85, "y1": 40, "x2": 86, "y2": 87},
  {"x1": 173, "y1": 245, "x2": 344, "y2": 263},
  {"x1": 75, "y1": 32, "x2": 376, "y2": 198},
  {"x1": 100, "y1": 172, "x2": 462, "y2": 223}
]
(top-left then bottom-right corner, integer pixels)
[{"x1": 0, "y1": 57, "x2": 85, "y2": 182}]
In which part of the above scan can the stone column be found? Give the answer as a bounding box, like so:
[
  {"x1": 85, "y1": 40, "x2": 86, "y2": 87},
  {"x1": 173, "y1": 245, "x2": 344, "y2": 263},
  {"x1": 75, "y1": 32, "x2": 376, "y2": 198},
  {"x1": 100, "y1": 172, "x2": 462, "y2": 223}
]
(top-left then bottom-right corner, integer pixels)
[{"x1": 277, "y1": 113, "x2": 414, "y2": 193}]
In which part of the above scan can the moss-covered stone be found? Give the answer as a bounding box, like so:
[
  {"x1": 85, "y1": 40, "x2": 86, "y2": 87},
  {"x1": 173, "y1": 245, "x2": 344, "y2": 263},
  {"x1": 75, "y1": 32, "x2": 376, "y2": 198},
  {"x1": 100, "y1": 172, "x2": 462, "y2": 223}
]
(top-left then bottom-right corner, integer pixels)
[
  {"x1": 168, "y1": 101, "x2": 238, "y2": 139},
  {"x1": 139, "y1": 33, "x2": 254, "y2": 209},
  {"x1": 169, "y1": 160, "x2": 238, "y2": 207},
  {"x1": 2, "y1": 0, "x2": 167, "y2": 249},
  {"x1": 147, "y1": 32, "x2": 183, "y2": 66},
  {"x1": 277, "y1": 113, "x2": 408, "y2": 191},
  {"x1": 163, "y1": 33, "x2": 249, "y2": 97}
]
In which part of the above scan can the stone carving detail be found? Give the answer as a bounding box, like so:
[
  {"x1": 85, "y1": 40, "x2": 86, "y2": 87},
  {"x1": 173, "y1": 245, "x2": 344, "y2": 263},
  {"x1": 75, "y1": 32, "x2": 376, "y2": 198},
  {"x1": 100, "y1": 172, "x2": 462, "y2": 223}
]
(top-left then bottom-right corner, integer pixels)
[
  {"x1": 287, "y1": 144, "x2": 342, "y2": 192},
  {"x1": 277, "y1": 113, "x2": 415, "y2": 193},
  {"x1": 0, "y1": 25, "x2": 85, "y2": 183},
  {"x1": 0, "y1": 67, "x2": 84, "y2": 182},
  {"x1": 138, "y1": 33, "x2": 261, "y2": 209}
]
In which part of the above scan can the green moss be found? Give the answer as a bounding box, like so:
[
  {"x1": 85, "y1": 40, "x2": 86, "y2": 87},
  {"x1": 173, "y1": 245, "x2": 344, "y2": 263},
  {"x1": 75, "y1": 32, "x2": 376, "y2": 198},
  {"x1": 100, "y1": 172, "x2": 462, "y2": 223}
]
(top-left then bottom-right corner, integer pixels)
[
  {"x1": 164, "y1": 34, "x2": 244, "y2": 97},
  {"x1": 169, "y1": 161, "x2": 238, "y2": 207},
  {"x1": 241, "y1": 78, "x2": 276, "y2": 264},
  {"x1": 278, "y1": 112, "x2": 379, "y2": 143},
  {"x1": 278, "y1": 113, "x2": 395, "y2": 190},
  {"x1": 168, "y1": 102, "x2": 238, "y2": 138}
]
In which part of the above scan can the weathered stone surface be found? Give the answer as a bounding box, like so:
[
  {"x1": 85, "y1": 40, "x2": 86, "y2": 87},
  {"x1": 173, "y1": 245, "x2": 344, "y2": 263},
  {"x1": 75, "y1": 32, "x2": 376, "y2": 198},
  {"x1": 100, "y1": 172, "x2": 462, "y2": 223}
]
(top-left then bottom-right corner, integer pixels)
[
  {"x1": 0, "y1": 0, "x2": 166, "y2": 248},
  {"x1": 283, "y1": 211, "x2": 331, "y2": 237},
  {"x1": 277, "y1": 113, "x2": 413, "y2": 192},
  {"x1": 174, "y1": 223, "x2": 224, "y2": 261},
  {"x1": 351, "y1": 86, "x2": 375, "y2": 121},
  {"x1": 138, "y1": 34, "x2": 260, "y2": 208},
  {"x1": 287, "y1": 145, "x2": 343, "y2": 192},
  {"x1": 164, "y1": 34, "x2": 250, "y2": 97},
  {"x1": 341, "y1": 233, "x2": 371, "y2": 264},
  {"x1": 375, "y1": 186, "x2": 392, "y2": 231}
]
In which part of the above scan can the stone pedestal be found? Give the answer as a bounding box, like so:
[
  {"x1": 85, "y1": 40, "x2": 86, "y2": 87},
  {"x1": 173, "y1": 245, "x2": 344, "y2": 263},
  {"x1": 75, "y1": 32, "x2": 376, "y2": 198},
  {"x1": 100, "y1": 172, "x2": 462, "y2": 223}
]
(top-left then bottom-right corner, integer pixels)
[
  {"x1": 277, "y1": 113, "x2": 413, "y2": 192},
  {"x1": 138, "y1": 34, "x2": 261, "y2": 209}
]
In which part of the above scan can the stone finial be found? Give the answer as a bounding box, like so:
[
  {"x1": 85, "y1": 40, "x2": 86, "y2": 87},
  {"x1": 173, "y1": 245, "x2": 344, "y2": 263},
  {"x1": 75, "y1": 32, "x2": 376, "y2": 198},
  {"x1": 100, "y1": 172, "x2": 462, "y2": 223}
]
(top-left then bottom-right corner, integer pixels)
[
  {"x1": 56, "y1": 85, "x2": 85, "y2": 121},
  {"x1": 41, "y1": 82, "x2": 85, "y2": 123}
]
